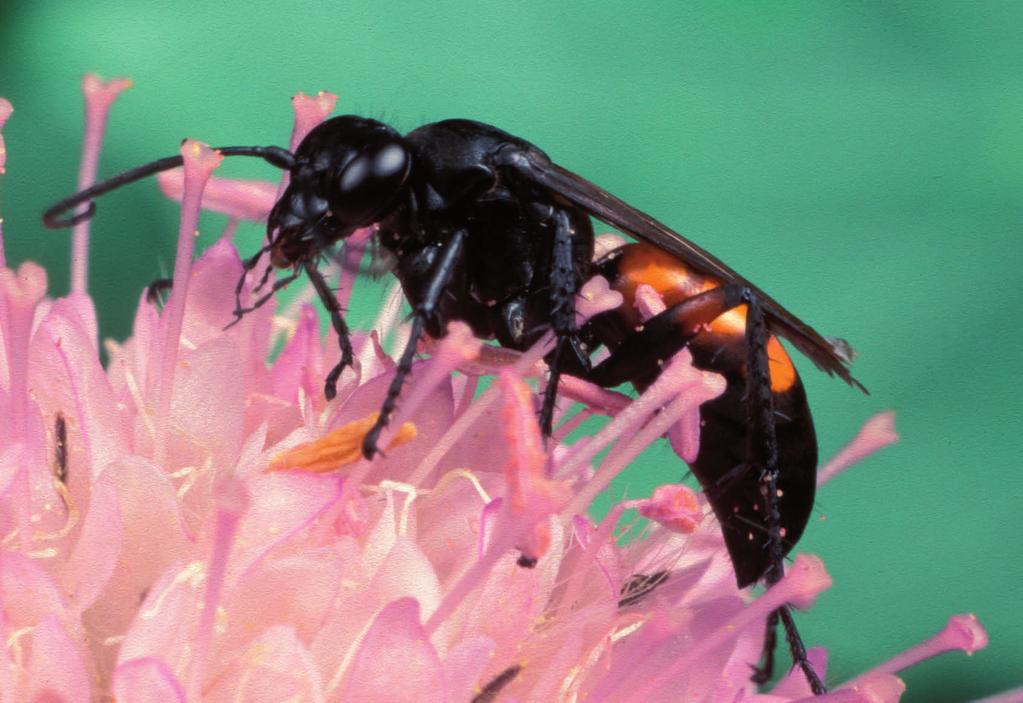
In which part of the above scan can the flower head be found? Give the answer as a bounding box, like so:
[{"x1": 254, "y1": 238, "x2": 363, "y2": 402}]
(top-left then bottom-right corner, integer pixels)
[{"x1": 0, "y1": 77, "x2": 996, "y2": 702}]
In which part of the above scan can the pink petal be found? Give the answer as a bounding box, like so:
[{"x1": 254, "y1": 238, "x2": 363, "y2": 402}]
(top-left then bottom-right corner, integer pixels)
[
  {"x1": 32, "y1": 298, "x2": 128, "y2": 479},
  {"x1": 272, "y1": 90, "x2": 338, "y2": 195},
  {"x1": 106, "y1": 288, "x2": 161, "y2": 400},
  {"x1": 111, "y1": 658, "x2": 186, "y2": 703},
  {"x1": 342, "y1": 598, "x2": 446, "y2": 703},
  {"x1": 352, "y1": 329, "x2": 394, "y2": 383},
  {"x1": 818, "y1": 412, "x2": 899, "y2": 486},
  {"x1": 575, "y1": 275, "x2": 623, "y2": 322},
  {"x1": 208, "y1": 626, "x2": 325, "y2": 703},
  {"x1": 117, "y1": 562, "x2": 203, "y2": 681},
  {"x1": 842, "y1": 613, "x2": 988, "y2": 690},
  {"x1": 178, "y1": 238, "x2": 275, "y2": 391},
  {"x1": 151, "y1": 139, "x2": 223, "y2": 454},
  {"x1": 64, "y1": 469, "x2": 122, "y2": 612},
  {"x1": 497, "y1": 372, "x2": 572, "y2": 560},
  {"x1": 793, "y1": 674, "x2": 905, "y2": 703},
  {"x1": 770, "y1": 647, "x2": 829, "y2": 698},
  {"x1": 24, "y1": 615, "x2": 91, "y2": 703},
  {"x1": 311, "y1": 507, "x2": 444, "y2": 675},
  {"x1": 623, "y1": 523, "x2": 733, "y2": 610},
  {"x1": 423, "y1": 392, "x2": 515, "y2": 488},
  {"x1": 0, "y1": 552, "x2": 70, "y2": 629},
  {"x1": 557, "y1": 374, "x2": 631, "y2": 416},
  {"x1": 568, "y1": 512, "x2": 622, "y2": 600},
  {"x1": 710, "y1": 624, "x2": 770, "y2": 701},
  {"x1": 635, "y1": 483, "x2": 703, "y2": 534},
  {"x1": 71, "y1": 74, "x2": 132, "y2": 295},
  {"x1": 87, "y1": 458, "x2": 191, "y2": 643},
  {"x1": 289, "y1": 91, "x2": 338, "y2": 150},
  {"x1": 0, "y1": 444, "x2": 34, "y2": 553},
  {"x1": 366, "y1": 536, "x2": 443, "y2": 621},
  {"x1": 594, "y1": 233, "x2": 627, "y2": 258},
  {"x1": 634, "y1": 282, "x2": 667, "y2": 318},
  {"x1": 0, "y1": 262, "x2": 49, "y2": 439},
  {"x1": 59, "y1": 292, "x2": 99, "y2": 353},
  {"x1": 228, "y1": 472, "x2": 344, "y2": 583},
  {"x1": 441, "y1": 636, "x2": 495, "y2": 702},
  {"x1": 609, "y1": 555, "x2": 831, "y2": 702},
  {"x1": 157, "y1": 170, "x2": 277, "y2": 221},
  {"x1": 559, "y1": 349, "x2": 724, "y2": 515},
  {"x1": 232, "y1": 421, "x2": 270, "y2": 480},
  {"x1": 447, "y1": 523, "x2": 565, "y2": 662},
  {"x1": 528, "y1": 632, "x2": 585, "y2": 701},
  {"x1": 167, "y1": 336, "x2": 247, "y2": 475},
  {"x1": 416, "y1": 470, "x2": 502, "y2": 582},
  {"x1": 584, "y1": 598, "x2": 747, "y2": 702},
  {"x1": 188, "y1": 479, "x2": 248, "y2": 700},
  {"x1": 220, "y1": 547, "x2": 343, "y2": 656},
  {"x1": 667, "y1": 398, "x2": 703, "y2": 463},
  {"x1": 178, "y1": 238, "x2": 248, "y2": 343},
  {"x1": 270, "y1": 303, "x2": 325, "y2": 406},
  {"x1": 0, "y1": 97, "x2": 11, "y2": 174},
  {"x1": 0, "y1": 644, "x2": 16, "y2": 703}
]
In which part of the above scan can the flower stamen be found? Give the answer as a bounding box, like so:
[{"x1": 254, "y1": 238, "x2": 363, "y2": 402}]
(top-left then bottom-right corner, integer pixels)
[{"x1": 269, "y1": 412, "x2": 417, "y2": 473}]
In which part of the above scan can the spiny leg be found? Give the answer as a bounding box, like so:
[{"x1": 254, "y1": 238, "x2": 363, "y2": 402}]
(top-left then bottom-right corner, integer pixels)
[
  {"x1": 743, "y1": 290, "x2": 825, "y2": 695},
  {"x1": 539, "y1": 210, "x2": 586, "y2": 437},
  {"x1": 362, "y1": 228, "x2": 468, "y2": 459},
  {"x1": 232, "y1": 244, "x2": 272, "y2": 324},
  {"x1": 304, "y1": 261, "x2": 354, "y2": 400},
  {"x1": 226, "y1": 269, "x2": 299, "y2": 328},
  {"x1": 145, "y1": 258, "x2": 292, "y2": 321},
  {"x1": 780, "y1": 606, "x2": 816, "y2": 682},
  {"x1": 252, "y1": 262, "x2": 275, "y2": 294},
  {"x1": 751, "y1": 607, "x2": 780, "y2": 686}
]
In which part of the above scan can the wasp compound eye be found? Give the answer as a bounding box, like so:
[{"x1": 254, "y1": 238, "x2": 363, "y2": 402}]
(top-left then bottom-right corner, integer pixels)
[{"x1": 332, "y1": 141, "x2": 411, "y2": 225}]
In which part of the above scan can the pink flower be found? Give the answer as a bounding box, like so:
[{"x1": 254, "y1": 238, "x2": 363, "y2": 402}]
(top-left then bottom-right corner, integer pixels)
[{"x1": 0, "y1": 76, "x2": 997, "y2": 702}]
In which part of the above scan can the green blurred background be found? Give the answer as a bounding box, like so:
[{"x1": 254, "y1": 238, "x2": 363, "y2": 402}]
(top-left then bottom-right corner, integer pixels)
[{"x1": 0, "y1": 2, "x2": 1019, "y2": 700}]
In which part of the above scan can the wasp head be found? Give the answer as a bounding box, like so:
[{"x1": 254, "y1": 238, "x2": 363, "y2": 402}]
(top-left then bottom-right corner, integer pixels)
[{"x1": 267, "y1": 115, "x2": 411, "y2": 268}]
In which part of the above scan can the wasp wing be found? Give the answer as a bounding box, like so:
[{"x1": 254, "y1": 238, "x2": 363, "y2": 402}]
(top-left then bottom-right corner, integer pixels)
[{"x1": 499, "y1": 148, "x2": 865, "y2": 391}]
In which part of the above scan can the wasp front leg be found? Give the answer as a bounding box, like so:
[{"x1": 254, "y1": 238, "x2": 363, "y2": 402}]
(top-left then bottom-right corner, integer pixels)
[
  {"x1": 362, "y1": 228, "x2": 469, "y2": 459},
  {"x1": 304, "y1": 262, "x2": 354, "y2": 400}
]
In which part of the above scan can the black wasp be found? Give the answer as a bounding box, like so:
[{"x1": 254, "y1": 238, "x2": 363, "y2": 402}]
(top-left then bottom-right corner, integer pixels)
[{"x1": 44, "y1": 114, "x2": 863, "y2": 694}]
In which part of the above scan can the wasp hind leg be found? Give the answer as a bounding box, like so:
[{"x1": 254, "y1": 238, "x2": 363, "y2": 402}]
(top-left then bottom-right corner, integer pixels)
[
  {"x1": 743, "y1": 290, "x2": 826, "y2": 695},
  {"x1": 585, "y1": 284, "x2": 745, "y2": 388},
  {"x1": 582, "y1": 284, "x2": 826, "y2": 695}
]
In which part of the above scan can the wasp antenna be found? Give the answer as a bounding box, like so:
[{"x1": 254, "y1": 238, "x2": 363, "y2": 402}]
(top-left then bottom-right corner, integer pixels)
[{"x1": 42, "y1": 145, "x2": 297, "y2": 229}]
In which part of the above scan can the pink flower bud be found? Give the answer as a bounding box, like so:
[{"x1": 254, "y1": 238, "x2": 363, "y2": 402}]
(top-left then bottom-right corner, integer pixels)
[{"x1": 635, "y1": 483, "x2": 703, "y2": 534}]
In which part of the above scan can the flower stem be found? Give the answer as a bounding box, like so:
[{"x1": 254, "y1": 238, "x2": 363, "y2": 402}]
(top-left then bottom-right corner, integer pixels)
[
  {"x1": 71, "y1": 74, "x2": 131, "y2": 295},
  {"x1": 154, "y1": 141, "x2": 221, "y2": 464}
]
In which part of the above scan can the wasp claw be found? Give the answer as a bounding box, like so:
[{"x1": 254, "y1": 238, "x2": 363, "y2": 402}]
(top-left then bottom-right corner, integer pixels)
[{"x1": 361, "y1": 425, "x2": 387, "y2": 461}]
